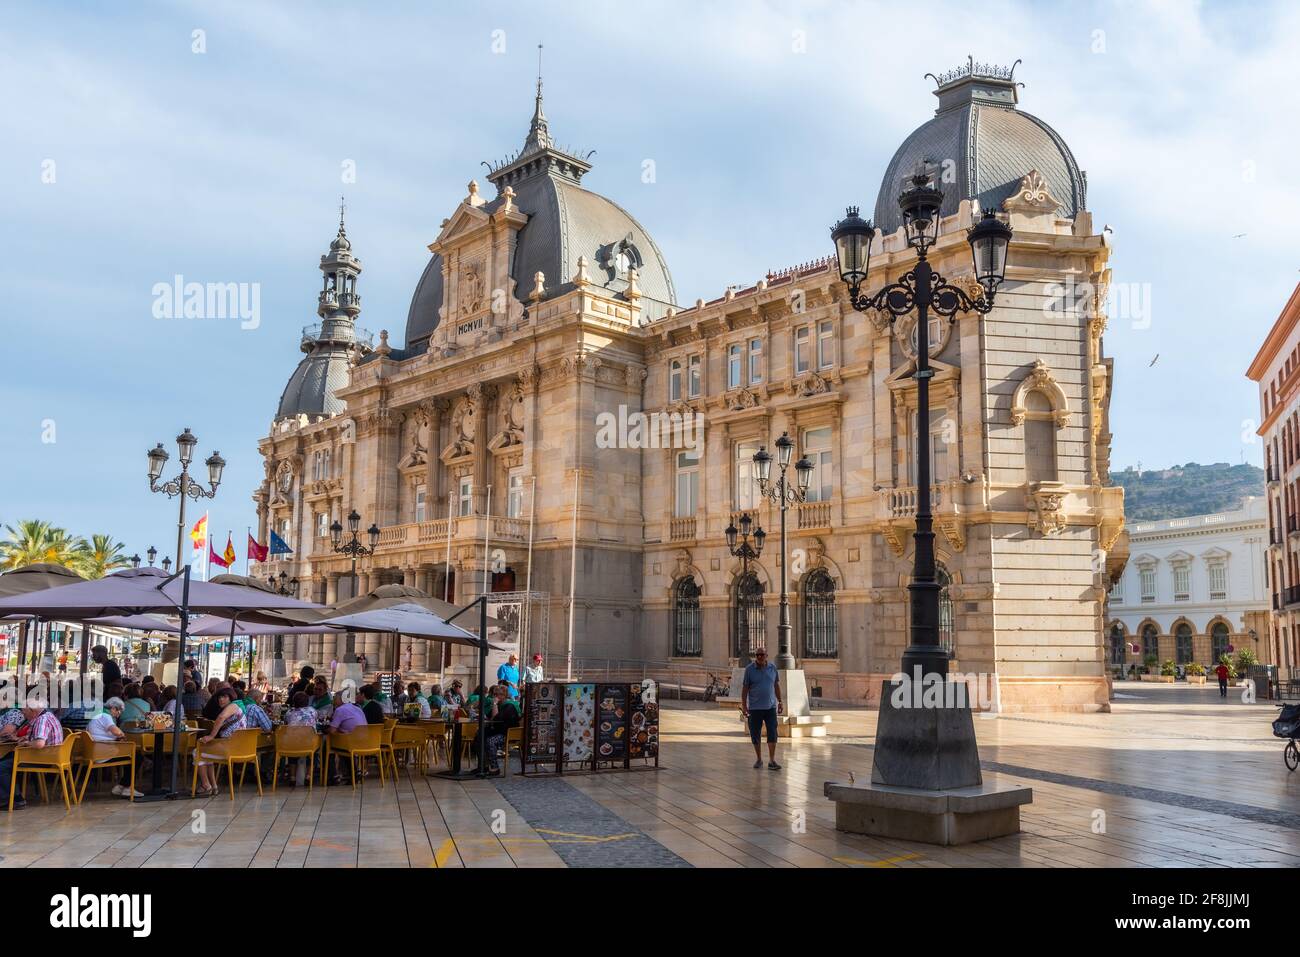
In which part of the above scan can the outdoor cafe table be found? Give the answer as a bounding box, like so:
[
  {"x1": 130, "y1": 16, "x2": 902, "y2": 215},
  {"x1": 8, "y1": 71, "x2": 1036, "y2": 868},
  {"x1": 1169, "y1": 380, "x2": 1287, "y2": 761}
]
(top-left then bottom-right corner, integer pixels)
[{"x1": 123, "y1": 726, "x2": 198, "y2": 800}]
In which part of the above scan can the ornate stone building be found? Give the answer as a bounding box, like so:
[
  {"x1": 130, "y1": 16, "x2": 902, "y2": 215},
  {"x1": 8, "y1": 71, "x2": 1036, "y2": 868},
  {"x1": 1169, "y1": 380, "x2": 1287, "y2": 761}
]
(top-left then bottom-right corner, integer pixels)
[{"x1": 254, "y1": 63, "x2": 1125, "y2": 711}]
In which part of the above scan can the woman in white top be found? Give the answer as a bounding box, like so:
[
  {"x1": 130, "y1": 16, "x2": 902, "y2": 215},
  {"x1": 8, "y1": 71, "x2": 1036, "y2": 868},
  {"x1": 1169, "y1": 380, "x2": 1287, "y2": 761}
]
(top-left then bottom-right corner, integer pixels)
[{"x1": 86, "y1": 698, "x2": 143, "y2": 798}]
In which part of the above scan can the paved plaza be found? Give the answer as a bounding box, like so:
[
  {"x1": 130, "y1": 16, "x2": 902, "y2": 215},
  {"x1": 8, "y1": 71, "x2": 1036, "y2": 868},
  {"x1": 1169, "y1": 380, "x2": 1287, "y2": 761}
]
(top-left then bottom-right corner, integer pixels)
[{"x1": 1, "y1": 683, "x2": 1296, "y2": 868}]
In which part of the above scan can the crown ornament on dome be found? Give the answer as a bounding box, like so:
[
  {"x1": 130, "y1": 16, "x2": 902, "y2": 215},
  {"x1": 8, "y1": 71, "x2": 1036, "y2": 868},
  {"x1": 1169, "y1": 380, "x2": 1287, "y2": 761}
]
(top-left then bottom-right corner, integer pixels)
[{"x1": 926, "y1": 56, "x2": 1022, "y2": 89}]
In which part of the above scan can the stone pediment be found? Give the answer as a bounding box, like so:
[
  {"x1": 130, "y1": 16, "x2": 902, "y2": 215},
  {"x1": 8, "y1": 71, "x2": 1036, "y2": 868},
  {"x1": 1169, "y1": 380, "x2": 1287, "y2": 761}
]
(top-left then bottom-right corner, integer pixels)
[{"x1": 430, "y1": 202, "x2": 492, "y2": 253}]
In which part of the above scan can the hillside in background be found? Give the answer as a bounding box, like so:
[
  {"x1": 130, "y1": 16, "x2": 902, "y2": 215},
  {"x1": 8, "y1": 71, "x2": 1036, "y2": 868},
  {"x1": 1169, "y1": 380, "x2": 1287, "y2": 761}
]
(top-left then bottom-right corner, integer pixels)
[{"x1": 1110, "y1": 462, "x2": 1265, "y2": 521}]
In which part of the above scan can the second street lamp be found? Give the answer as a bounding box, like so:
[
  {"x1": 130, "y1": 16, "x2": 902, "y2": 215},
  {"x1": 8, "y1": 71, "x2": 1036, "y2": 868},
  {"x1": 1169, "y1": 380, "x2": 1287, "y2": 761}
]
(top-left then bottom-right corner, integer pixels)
[
  {"x1": 752, "y1": 433, "x2": 813, "y2": 670},
  {"x1": 331, "y1": 508, "x2": 380, "y2": 667},
  {"x1": 831, "y1": 166, "x2": 1011, "y2": 681}
]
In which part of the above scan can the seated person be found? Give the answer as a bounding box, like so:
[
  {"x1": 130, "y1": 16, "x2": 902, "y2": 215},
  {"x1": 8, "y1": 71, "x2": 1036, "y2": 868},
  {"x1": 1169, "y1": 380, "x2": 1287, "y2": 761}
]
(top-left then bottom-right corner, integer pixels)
[
  {"x1": 180, "y1": 681, "x2": 204, "y2": 715},
  {"x1": 193, "y1": 689, "x2": 247, "y2": 798},
  {"x1": 358, "y1": 685, "x2": 385, "y2": 725},
  {"x1": 483, "y1": 686, "x2": 522, "y2": 773},
  {"x1": 283, "y1": 692, "x2": 318, "y2": 727},
  {"x1": 425, "y1": 684, "x2": 447, "y2": 712},
  {"x1": 403, "y1": 682, "x2": 431, "y2": 719},
  {"x1": 310, "y1": 678, "x2": 335, "y2": 719},
  {"x1": 86, "y1": 697, "x2": 143, "y2": 798},
  {"x1": 328, "y1": 692, "x2": 366, "y2": 733},
  {"x1": 120, "y1": 684, "x2": 152, "y2": 724},
  {"x1": 0, "y1": 697, "x2": 65, "y2": 809},
  {"x1": 241, "y1": 687, "x2": 273, "y2": 732}
]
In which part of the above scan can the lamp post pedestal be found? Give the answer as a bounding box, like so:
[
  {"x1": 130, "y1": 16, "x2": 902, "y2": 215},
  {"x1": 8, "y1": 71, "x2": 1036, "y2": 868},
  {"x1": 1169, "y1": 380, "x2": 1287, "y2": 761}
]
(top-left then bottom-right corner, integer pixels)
[{"x1": 774, "y1": 667, "x2": 831, "y2": 738}]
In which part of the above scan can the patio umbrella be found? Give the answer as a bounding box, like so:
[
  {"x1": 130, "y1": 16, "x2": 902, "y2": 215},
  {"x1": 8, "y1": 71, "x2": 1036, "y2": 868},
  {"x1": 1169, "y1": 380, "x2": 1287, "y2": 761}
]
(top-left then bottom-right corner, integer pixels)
[
  {"x1": 0, "y1": 563, "x2": 85, "y2": 674},
  {"x1": 0, "y1": 565, "x2": 323, "y2": 797},
  {"x1": 313, "y1": 602, "x2": 492, "y2": 648}
]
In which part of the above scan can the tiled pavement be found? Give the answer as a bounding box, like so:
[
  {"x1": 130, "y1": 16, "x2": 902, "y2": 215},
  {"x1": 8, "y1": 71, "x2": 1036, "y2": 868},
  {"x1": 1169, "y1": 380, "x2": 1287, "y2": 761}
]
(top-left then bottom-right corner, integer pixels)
[{"x1": 2, "y1": 681, "x2": 1298, "y2": 868}]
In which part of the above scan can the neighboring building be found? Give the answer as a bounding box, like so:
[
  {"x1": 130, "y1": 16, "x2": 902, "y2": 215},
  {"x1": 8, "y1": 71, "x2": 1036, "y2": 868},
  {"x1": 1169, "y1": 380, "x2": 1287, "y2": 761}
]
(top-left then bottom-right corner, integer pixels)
[
  {"x1": 1107, "y1": 499, "x2": 1269, "y2": 674},
  {"x1": 253, "y1": 62, "x2": 1125, "y2": 712},
  {"x1": 1247, "y1": 281, "x2": 1300, "y2": 677}
]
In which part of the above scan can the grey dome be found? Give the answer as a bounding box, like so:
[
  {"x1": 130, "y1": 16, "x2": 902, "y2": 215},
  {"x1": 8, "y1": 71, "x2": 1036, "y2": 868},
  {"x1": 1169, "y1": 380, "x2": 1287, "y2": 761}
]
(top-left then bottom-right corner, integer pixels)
[
  {"x1": 873, "y1": 63, "x2": 1085, "y2": 235},
  {"x1": 405, "y1": 88, "x2": 676, "y2": 350},
  {"x1": 276, "y1": 345, "x2": 353, "y2": 419}
]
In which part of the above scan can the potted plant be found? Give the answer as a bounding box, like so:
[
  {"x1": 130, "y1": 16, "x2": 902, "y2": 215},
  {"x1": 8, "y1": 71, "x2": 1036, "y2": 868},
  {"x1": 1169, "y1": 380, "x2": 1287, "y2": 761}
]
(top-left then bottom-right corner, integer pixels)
[
  {"x1": 1185, "y1": 662, "x2": 1206, "y2": 685},
  {"x1": 1139, "y1": 655, "x2": 1158, "y2": 681},
  {"x1": 1155, "y1": 659, "x2": 1176, "y2": 683},
  {"x1": 1218, "y1": 653, "x2": 1237, "y2": 680}
]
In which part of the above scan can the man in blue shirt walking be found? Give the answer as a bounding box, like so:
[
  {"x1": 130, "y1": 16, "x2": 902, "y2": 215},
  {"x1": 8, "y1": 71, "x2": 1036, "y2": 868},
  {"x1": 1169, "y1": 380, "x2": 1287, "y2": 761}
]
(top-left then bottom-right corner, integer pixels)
[{"x1": 741, "y1": 647, "x2": 783, "y2": 770}]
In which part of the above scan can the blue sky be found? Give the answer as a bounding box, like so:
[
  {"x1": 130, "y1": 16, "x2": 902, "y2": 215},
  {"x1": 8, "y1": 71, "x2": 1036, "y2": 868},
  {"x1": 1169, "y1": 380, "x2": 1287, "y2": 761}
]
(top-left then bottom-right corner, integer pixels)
[{"x1": 1, "y1": 0, "x2": 1294, "y2": 562}]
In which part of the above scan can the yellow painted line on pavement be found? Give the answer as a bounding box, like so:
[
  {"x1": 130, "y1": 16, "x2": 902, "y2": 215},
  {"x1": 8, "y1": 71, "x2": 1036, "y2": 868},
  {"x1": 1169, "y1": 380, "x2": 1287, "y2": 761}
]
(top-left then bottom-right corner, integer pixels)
[
  {"x1": 433, "y1": 837, "x2": 455, "y2": 867},
  {"x1": 534, "y1": 827, "x2": 639, "y2": 844},
  {"x1": 832, "y1": 852, "x2": 922, "y2": 868}
]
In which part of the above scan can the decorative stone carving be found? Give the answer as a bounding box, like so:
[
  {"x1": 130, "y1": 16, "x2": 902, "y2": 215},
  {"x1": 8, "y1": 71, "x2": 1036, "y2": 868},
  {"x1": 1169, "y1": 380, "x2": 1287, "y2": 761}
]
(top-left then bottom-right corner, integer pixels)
[
  {"x1": 1027, "y1": 481, "x2": 1067, "y2": 536},
  {"x1": 530, "y1": 271, "x2": 545, "y2": 301},
  {"x1": 624, "y1": 365, "x2": 648, "y2": 389},
  {"x1": 881, "y1": 525, "x2": 907, "y2": 557},
  {"x1": 726, "y1": 388, "x2": 761, "y2": 411},
  {"x1": 459, "y1": 258, "x2": 486, "y2": 316},
  {"x1": 789, "y1": 372, "x2": 832, "y2": 398},
  {"x1": 1010, "y1": 360, "x2": 1070, "y2": 428},
  {"x1": 1004, "y1": 169, "x2": 1062, "y2": 211}
]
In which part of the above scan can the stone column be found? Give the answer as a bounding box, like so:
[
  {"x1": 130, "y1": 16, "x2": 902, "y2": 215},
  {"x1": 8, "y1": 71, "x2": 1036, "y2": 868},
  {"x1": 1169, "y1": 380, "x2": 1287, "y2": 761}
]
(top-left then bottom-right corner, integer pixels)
[
  {"x1": 425, "y1": 399, "x2": 446, "y2": 511},
  {"x1": 470, "y1": 383, "x2": 495, "y2": 511}
]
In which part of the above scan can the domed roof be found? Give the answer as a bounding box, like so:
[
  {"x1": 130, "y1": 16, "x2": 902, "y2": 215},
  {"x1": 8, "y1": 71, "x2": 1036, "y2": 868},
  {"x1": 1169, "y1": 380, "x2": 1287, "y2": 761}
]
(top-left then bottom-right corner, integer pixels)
[
  {"x1": 405, "y1": 85, "x2": 676, "y2": 349},
  {"x1": 873, "y1": 61, "x2": 1085, "y2": 235},
  {"x1": 276, "y1": 344, "x2": 353, "y2": 419}
]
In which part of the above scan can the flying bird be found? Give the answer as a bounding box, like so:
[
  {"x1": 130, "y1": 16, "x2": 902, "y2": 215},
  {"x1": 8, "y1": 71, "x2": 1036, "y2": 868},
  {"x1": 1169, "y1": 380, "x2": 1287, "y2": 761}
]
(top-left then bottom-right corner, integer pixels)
[
  {"x1": 1148, "y1": 354, "x2": 1159, "y2": 367},
  {"x1": 1232, "y1": 233, "x2": 1247, "y2": 239}
]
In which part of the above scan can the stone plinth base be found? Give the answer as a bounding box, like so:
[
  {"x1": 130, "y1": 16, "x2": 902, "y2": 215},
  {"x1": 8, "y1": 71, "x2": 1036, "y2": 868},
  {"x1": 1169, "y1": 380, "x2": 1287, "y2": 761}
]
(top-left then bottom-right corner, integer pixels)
[
  {"x1": 824, "y1": 779, "x2": 1032, "y2": 845},
  {"x1": 872, "y1": 679, "x2": 982, "y2": 790},
  {"x1": 778, "y1": 713, "x2": 831, "y2": 738}
]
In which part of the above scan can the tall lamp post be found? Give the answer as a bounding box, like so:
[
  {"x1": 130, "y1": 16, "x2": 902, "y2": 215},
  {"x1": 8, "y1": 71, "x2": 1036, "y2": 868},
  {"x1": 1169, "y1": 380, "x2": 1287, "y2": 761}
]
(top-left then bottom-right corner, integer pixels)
[
  {"x1": 831, "y1": 169, "x2": 1011, "y2": 681},
  {"x1": 330, "y1": 509, "x2": 379, "y2": 667},
  {"x1": 267, "y1": 572, "x2": 300, "y2": 679},
  {"x1": 752, "y1": 433, "x2": 813, "y2": 670},
  {"x1": 724, "y1": 512, "x2": 766, "y2": 577},
  {"x1": 146, "y1": 428, "x2": 225, "y2": 798}
]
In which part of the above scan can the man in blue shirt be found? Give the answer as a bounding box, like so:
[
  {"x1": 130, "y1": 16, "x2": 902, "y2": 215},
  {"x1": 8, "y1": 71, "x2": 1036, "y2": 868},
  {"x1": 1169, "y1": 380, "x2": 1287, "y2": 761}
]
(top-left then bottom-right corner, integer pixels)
[
  {"x1": 741, "y1": 647, "x2": 783, "y2": 770},
  {"x1": 496, "y1": 654, "x2": 521, "y2": 701}
]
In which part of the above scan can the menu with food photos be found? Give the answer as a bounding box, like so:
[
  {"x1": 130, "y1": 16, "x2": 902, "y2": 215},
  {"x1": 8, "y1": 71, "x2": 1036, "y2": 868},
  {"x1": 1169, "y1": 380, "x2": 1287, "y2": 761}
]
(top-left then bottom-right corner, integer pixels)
[
  {"x1": 595, "y1": 684, "x2": 628, "y2": 763},
  {"x1": 628, "y1": 679, "x2": 660, "y2": 759},
  {"x1": 525, "y1": 682, "x2": 560, "y2": 763},
  {"x1": 561, "y1": 683, "x2": 595, "y2": 765}
]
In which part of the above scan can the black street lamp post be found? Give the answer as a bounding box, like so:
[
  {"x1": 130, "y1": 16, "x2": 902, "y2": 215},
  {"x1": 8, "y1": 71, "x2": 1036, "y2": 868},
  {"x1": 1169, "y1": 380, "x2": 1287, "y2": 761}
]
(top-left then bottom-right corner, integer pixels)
[
  {"x1": 724, "y1": 512, "x2": 766, "y2": 578},
  {"x1": 752, "y1": 433, "x2": 813, "y2": 670},
  {"x1": 146, "y1": 428, "x2": 225, "y2": 797},
  {"x1": 330, "y1": 509, "x2": 379, "y2": 665},
  {"x1": 267, "y1": 573, "x2": 300, "y2": 679},
  {"x1": 831, "y1": 168, "x2": 1011, "y2": 681}
]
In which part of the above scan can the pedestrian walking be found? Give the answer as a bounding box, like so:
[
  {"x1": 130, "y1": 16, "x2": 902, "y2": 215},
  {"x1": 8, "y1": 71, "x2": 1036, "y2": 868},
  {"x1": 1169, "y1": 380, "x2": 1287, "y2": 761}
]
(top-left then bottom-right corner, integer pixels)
[
  {"x1": 1215, "y1": 661, "x2": 1230, "y2": 698},
  {"x1": 740, "y1": 647, "x2": 783, "y2": 770}
]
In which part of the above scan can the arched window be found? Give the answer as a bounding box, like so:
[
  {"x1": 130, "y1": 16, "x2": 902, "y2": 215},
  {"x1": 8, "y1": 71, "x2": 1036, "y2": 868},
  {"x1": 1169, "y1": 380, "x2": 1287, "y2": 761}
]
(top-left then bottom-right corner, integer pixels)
[
  {"x1": 672, "y1": 577, "x2": 701, "y2": 658},
  {"x1": 1175, "y1": 623, "x2": 1194, "y2": 664},
  {"x1": 1023, "y1": 391, "x2": 1057, "y2": 483},
  {"x1": 733, "y1": 572, "x2": 766, "y2": 660},
  {"x1": 1211, "y1": 622, "x2": 1230, "y2": 663},
  {"x1": 803, "y1": 569, "x2": 837, "y2": 659},
  {"x1": 1141, "y1": 624, "x2": 1159, "y2": 662},
  {"x1": 937, "y1": 563, "x2": 954, "y2": 657},
  {"x1": 1109, "y1": 624, "x2": 1126, "y2": 665}
]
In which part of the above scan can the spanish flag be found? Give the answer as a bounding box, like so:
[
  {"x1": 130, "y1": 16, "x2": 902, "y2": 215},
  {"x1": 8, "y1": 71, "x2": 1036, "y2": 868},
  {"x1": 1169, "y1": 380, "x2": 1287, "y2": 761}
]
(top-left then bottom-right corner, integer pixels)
[
  {"x1": 223, "y1": 533, "x2": 237, "y2": 568},
  {"x1": 190, "y1": 514, "x2": 208, "y2": 552}
]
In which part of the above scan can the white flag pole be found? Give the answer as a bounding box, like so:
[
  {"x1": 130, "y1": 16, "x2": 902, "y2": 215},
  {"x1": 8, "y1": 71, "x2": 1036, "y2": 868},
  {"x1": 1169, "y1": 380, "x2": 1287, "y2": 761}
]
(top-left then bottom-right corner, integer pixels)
[
  {"x1": 566, "y1": 468, "x2": 578, "y2": 681},
  {"x1": 524, "y1": 475, "x2": 537, "y2": 662}
]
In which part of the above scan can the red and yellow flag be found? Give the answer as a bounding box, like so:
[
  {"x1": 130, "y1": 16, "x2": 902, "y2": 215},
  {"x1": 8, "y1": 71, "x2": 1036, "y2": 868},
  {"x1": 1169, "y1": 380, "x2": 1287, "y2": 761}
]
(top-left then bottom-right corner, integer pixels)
[
  {"x1": 222, "y1": 533, "x2": 237, "y2": 569},
  {"x1": 190, "y1": 514, "x2": 208, "y2": 552}
]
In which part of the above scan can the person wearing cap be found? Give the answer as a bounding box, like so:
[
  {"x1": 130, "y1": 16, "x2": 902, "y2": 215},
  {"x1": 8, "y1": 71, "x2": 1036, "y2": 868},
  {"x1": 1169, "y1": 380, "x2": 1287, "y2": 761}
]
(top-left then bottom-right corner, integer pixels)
[
  {"x1": 86, "y1": 697, "x2": 143, "y2": 798},
  {"x1": 444, "y1": 680, "x2": 465, "y2": 709},
  {"x1": 497, "y1": 654, "x2": 521, "y2": 701}
]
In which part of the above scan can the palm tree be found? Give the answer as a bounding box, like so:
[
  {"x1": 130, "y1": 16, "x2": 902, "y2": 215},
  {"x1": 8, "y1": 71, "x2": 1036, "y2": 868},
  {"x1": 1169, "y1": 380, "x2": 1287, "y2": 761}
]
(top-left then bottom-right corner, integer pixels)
[
  {"x1": 0, "y1": 520, "x2": 86, "y2": 571},
  {"x1": 73, "y1": 533, "x2": 132, "y2": 579}
]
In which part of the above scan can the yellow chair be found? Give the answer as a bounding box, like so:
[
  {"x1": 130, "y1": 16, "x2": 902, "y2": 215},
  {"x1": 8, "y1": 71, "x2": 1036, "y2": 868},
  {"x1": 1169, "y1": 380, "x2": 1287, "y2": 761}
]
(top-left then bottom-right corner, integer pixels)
[
  {"x1": 10, "y1": 732, "x2": 80, "y2": 811},
  {"x1": 459, "y1": 722, "x2": 481, "y2": 762},
  {"x1": 271, "y1": 726, "x2": 321, "y2": 792},
  {"x1": 418, "y1": 720, "x2": 448, "y2": 767},
  {"x1": 504, "y1": 726, "x2": 524, "y2": 775},
  {"x1": 329, "y1": 725, "x2": 385, "y2": 788},
  {"x1": 191, "y1": 728, "x2": 263, "y2": 800},
  {"x1": 389, "y1": 724, "x2": 426, "y2": 774},
  {"x1": 74, "y1": 735, "x2": 138, "y2": 802}
]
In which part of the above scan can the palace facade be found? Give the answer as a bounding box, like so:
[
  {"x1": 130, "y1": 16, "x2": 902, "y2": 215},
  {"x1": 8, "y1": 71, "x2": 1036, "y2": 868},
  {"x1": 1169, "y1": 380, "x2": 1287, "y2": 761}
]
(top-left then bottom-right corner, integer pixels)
[{"x1": 254, "y1": 63, "x2": 1125, "y2": 712}]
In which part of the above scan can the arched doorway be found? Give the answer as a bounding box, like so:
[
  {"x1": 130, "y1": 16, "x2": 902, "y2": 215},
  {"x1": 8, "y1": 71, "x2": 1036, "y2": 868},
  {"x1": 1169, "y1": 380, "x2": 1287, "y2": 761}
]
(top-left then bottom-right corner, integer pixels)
[
  {"x1": 937, "y1": 563, "x2": 954, "y2": 658},
  {"x1": 1109, "y1": 623, "x2": 1126, "y2": 666},
  {"x1": 732, "y1": 572, "x2": 766, "y2": 660},
  {"x1": 1211, "y1": 621, "x2": 1230, "y2": 662},
  {"x1": 802, "y1": 569, "x2": 837, "y2": 659},
  {"x1": 672, "y1": 576, "x2": 702, "y2": 658},
  {"x1": 1175, "y1": 623, "x2": 1193, "y2": 665},
  {"x1": 1141, "y1": 623, "x2": 1159, "y2": 663}
]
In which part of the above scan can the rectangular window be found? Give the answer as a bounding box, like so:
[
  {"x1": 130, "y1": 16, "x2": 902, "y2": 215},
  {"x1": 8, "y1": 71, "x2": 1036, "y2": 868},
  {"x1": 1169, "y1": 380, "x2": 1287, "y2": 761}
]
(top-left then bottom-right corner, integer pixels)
[
  {"x1": 1173, "y1": 565, "x2": 1190, "y2": 601},
  {"x1": 907, "y1": 410, "x2": 951, "y2": 485},
  {"x1": 458, "y1": 476, "x2": 473, "y2": 517},
  {"x1": 669, "y1": 359, "x2": 682, "y2": 402},
  {"x1": 803, "y1": 427, "x2": 833, "y2": 503},
  {"x1": 1109, "y1": 578, "x2": 1124, "y2": 604},
  {"x1": 727, "y1": 344, "x2": 742, "y2": 389},
  {"x1": 817, "y1": 320, "x2": 834, "y2": 369},
  {"x1": 795, "y1": 327, "x2": 810, "y2": 375},
  {"x1": 675, "y1": 450, "x2": 700, "y2": 518},
  {"x1": 749, "y1": 338, "x2": 763, "y2": 384},
  {"x1": 415, "y1": 484, "x2": 426, "y2": 523},
  {"x1": 735, "y1": 441, "x2": 760, "y2": 512},
  {"x1": 1208, "y1": 563, "x2": 1227, "y2": 600},
  {"x1": 1140, "y1": 567, "x2": 1156, "y2": 602},
  {"x1": 507, "y1": 468, "x2": 527, "y2": 519},
  {"x1": 687, "y1": 354, "x2": 702, "y2": 398},
  {"x1": 316, "y1": 513, "x2": 328, "y2": 538}
]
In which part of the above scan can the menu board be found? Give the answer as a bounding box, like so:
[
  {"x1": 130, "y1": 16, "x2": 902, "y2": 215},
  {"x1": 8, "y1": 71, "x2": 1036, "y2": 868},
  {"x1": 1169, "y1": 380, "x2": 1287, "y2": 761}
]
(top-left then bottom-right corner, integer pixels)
[
  {"x1": 376, "y1": 671, "x2": 401, "y2": 697},
  {"x1": 525, "y1": 682, "x2": 560, "y2": 763},
  {"x1": 562, "y1": 683, "x2": 595, "y2": 765},
  {"x1": 595, "y1": 684, "x2": 628, "y2": 763},
  {"x1": 628, "y1": 680, "x2": 660, "y2": 759}
]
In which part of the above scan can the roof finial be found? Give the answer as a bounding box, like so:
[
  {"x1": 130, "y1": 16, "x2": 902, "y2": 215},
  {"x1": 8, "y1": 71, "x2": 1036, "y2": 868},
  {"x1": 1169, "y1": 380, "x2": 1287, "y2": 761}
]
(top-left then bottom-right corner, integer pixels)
[
  {"x1": 537, "y1": 43, "x2": 543, "y2": 98},
  {"x1": 338, "y1": 195, "x2": 347, "y2": 233},
  {"x1": 523, "y1": 43, "x2": 551, "y2": 153}
]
